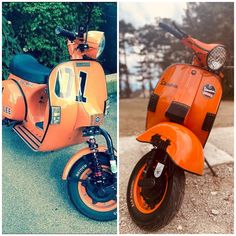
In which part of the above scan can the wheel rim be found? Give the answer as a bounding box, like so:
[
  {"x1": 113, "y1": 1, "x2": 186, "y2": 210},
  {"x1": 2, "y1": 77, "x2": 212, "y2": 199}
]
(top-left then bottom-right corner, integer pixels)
[
  {"x1": 78, "y1": 166, "x2": 116, "y2": 212},
  {"x1": 133, "y1": 164, "x2": 168, "y2": 214}
]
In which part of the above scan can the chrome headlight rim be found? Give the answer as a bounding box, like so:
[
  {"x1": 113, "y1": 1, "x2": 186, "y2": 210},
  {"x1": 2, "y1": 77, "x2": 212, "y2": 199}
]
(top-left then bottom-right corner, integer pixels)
[
  {"x1": 96, "y1": 35, "x2": 106, "y2": 58},
  {"x1": 206, "y1": 45, "x2": 227, "y2": 71}
]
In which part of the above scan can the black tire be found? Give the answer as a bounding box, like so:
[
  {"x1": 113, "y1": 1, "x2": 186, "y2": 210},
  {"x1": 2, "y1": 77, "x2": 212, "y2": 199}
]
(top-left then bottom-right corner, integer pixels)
[
  {"x1": 68, "y1": 152, "x2": 117, "y2": 221},
  {"x1": 127, "y1": 151, "x2": 185, "y2": 231}
]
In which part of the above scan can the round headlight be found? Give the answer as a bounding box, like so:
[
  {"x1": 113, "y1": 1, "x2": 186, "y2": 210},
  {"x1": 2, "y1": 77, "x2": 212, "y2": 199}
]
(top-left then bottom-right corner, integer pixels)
[
  {"x1": 97, "y1": 35, "x2": 105, "y2": 58},
  {"x1": 207, "y1": 46, "x2": 227, "y2": 71}
]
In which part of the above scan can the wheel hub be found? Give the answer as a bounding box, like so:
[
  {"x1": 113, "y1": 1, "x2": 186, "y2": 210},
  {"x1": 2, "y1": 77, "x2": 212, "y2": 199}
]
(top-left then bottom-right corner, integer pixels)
[
  {"x1": 139, "y1": 171, "x2": 167, "y2": 209},
  {"x1": 82, "y1": 171, "x2": 116, "y2": 204}
]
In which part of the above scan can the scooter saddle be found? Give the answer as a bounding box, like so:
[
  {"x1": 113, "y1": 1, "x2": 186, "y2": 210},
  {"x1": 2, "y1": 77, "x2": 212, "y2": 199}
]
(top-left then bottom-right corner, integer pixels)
[{"x1": 9, "y1": 54, "x2": 51, "y2": 84}]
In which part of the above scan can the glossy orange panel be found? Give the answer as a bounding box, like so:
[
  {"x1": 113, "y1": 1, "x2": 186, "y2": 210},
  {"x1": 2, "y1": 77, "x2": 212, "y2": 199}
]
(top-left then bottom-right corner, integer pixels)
[
  {"x1": 9, "y1": 75, "x2": 48, "y2": 140},
  {"x1": 146, "y1": 64, "x2": 222, "y2": 145},
  {"x1": 2, "y1": 79, "x2": 26, "y2": 120},
  {"x1": 39, "y1": 61, "x2": 81, "y2": 151},
  {"x1": 146, "y1": 64, "x2": 202, "y2": 128},
  {"x1": 74, "y1": 60, "x2": 107, "y2": 127},
  {"x1": 185, "y1": 71, "x2": 222, "y2": 145},
  {"x1": 62, "y1": 146, "x2": 107, "y2": 180},
  {"x1": 181, "y1": 36, "x2": 219, "y2": 67},
  {"x1": 40, "y1": 60, "x2": 107, "y2": 151},
  {"x1": 137, "y1": 122, "x2": 204, "y2": 175}
]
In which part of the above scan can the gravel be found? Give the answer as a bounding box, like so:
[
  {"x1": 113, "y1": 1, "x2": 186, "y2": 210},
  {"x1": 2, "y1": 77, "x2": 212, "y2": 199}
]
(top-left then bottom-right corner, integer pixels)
[
  {"x1": 119, "y1": 99, "x2": 234, "y2": 234},
  {"x1": 119, "y1": 163, "x2": 234, "y2": 234}
]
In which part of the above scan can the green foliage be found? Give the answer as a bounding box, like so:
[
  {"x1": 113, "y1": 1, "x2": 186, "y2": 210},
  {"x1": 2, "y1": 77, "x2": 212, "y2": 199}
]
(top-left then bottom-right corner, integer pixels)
[
  {"x1": 2, "y1": 2, "x2": 117, "y2": 79},
  {"x1": 2, "y1": 16, "x2": 22, "y2": 79},
  {"x1": 99, "y1": 3, "x2": 117, "y2": 73}
]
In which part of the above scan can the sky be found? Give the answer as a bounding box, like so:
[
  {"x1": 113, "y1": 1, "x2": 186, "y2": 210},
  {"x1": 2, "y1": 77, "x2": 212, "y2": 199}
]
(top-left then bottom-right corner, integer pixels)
[
  {"x1": 120, "y1": 2, "x2": 187, "y2": 28},
  {"x1": 119, "y1": 2, "x2": 187, "y2": 91}
]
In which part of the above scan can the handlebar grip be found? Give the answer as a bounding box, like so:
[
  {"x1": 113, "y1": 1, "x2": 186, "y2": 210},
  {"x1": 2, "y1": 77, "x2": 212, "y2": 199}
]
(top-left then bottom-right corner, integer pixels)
[
  {"x1": 159, "y1": 22, "x2": 183, "y2": 40},
  {"x1": 55, "y1": 26, "x2": 76, "y2": 41}
]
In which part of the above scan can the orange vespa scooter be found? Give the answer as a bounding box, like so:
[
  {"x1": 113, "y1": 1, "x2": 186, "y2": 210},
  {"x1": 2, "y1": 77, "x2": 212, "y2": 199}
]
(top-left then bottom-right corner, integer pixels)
[
  {"x1": 127, "y1": 22, "x2": 227, "y2": 230},
  {"x1": 2, "y1": 10, "x2": 117, "y2": 221}
]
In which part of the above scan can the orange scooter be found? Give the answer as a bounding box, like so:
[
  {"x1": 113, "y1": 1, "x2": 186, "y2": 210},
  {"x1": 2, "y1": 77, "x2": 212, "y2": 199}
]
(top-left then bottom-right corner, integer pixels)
[
  {"x1": 127, "y1": 22, "x2": 227, "y2": 230},
  {"x1": 2, "y1": 9, "x2": 117, "y2": 221}
]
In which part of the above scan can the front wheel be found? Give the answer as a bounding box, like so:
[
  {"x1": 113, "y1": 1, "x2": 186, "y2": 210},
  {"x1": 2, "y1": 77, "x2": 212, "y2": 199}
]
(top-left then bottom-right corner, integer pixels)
[
  {"x1": 68, "y1": 152, "x2": 117, "y2": 221},
  {"x1": 127, "y1": 150, "x2": 185, "y2": 231}
]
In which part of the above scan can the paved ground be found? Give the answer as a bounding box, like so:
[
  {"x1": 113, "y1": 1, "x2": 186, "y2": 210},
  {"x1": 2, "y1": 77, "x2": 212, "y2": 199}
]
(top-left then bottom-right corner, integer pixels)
[
  {"x1": 2, "y1": 96, "x2": 117, "y2": 234},
  {"x1": 119, "y1": 99, "x2": 234, "y2": 234}
]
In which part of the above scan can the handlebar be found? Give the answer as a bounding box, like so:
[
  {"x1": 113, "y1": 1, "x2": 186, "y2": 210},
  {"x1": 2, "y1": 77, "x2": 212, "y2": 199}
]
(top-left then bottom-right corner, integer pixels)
[
  {"x1": 55, "y1": 26, "x2": 76, "y2": 41},
  {"x1": 159, "y1": 22, "x2": 187, "y2": 40}
]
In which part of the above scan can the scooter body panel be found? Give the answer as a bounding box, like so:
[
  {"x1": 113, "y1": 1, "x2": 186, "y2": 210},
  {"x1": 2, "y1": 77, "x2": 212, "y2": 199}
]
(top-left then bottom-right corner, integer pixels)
[
  {"x1": 62, "y1": 145, "x2": 107, "y2": 180},
  {"x1": 4, "y1": 60, "x2": 107, "y2": 152},
  {"x1": 146, "y1": 64, "x2": 222, "y2": 146},
  {"x1": 40, "y1": 60, "x2": 107, "y2": 151},
  {"x1": 137, "y1": 122, "x2": 204, "y2": 175},
  {"x1": 3, "y1": 74, "x2": 48, "y2": 149},
  {"x1": 3, "y1": 74, "x2": 48, "y2": 123},
  {"x1": 2, "y1": 78, "x2": 26, "y2": 121}
]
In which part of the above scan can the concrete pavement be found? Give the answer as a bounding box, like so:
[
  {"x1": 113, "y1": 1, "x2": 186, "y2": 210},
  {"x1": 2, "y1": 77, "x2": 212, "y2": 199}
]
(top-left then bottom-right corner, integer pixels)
[{"x1": 2, "y1": 97, "x2": 117, "y2": 234}]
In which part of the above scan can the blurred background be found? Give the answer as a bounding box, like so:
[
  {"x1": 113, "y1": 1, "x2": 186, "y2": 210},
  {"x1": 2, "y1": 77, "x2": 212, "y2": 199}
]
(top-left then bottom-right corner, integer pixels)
[
  {"x1": 2, "y1": 2, "x2": 117, "y2": 79},
  {"x1": 119, "y1": 4, "x2": 234, "y2": 234},
  {"x1": 119, "y1": 2, "x2": 234, "y2": 100}
]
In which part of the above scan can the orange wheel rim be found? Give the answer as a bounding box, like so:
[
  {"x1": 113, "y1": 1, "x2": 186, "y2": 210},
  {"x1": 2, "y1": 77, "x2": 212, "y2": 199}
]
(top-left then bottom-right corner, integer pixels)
[
  {"x1": 78, "y1": 166, "x2": 116, "y2": 212},
  {"x1": 133, "y1": 164, "x2": 168, "y2": 214}
]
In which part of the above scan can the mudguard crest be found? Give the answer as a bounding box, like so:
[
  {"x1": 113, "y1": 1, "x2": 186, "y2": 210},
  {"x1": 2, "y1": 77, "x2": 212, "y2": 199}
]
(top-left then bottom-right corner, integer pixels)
[{"x1": 137, "y1": 122, "x2": 204, "y2": 175}]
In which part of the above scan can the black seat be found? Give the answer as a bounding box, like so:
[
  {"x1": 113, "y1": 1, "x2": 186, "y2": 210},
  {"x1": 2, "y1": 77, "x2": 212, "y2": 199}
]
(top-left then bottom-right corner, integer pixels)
[{"x1": 9, "y1": 54, "x2": 51, "y2": 84}]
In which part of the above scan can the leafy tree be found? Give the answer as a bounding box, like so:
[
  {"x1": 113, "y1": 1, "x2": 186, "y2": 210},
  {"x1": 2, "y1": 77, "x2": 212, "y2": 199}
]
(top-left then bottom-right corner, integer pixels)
[
  {"x1": 158, "y1": 3, "x2": 234, "y2": 98},
  {"x1": 183, "y1": 2, "x2": 234, "y2": 98},
  {"x1": 121, "y1": 2, "x2": 234, "y2": 99},
  {"x1": 99, "y1": 3, "x2": 117, "y2": 73},
  {"x1": 2, "y1": 16, "x2": 22, "y2": 79},
  {"x1": 2, "y1": 2, "x2": 117, "y2": 78},
  {"x1": 136, "y1": 22, "x2": 171, "y2": 96},
  {"x1": 119, "y1": 20, "x2": 135, "y2": 98}
]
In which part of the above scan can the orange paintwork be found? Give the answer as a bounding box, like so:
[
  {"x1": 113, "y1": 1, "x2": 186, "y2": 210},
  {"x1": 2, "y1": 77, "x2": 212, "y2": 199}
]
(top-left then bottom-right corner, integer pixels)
[
  {"x1": 137, "y1": 122, "x2": 204, "y2": 175},
  {"x1": 140, "y1": 31, "x2": 224, "y2": 176},
  {"x1": 3, "y1": 74, "x2": 47, "y2": 141},
  {"x1": 2, "y1": 79, "x2": 26, "y2": 121},
  {"x1": 181, "y1": 36, "x2": 220, "y2": 68},
  {"x1": 62, "y1": 146, "x2": 107, "y2": 180},
  {"x1": 146, "y1": 64, "x2": 222, "y2": 146},
  {"x1": 67, "y1": 31, "x2": 104, "y2": 60},
  {"x1": 2, "y1": 28, "x2": 107, "y2": 152},
  {"x1": 40, "y1": 60, "x2": 107, "y2": 151},
  {"x1": 133, "y1": 165, "x2": 168, "y2": 214},
  {"x1": 3, "y1": 60, "x2": 107, "y2": 152}
]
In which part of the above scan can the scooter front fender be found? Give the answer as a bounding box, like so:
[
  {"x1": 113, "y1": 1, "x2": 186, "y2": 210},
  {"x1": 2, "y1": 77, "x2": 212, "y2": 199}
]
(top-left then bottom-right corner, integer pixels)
[
  {"x1": 137, "y1": 122, "x2": 204, "y2": 175},
  {"x1": 62, "y1": 146, "x2": 107, "y2": 180}
]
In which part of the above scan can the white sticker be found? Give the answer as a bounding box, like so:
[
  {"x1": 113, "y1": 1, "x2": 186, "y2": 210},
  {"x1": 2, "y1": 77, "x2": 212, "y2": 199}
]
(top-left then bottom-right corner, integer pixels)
[
  {"x1": 110, "y1": 160, "x2": 117, "y2": 173},
  {"x1": 154, "y1": 162, "x2": 165, "y2": 178}
]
